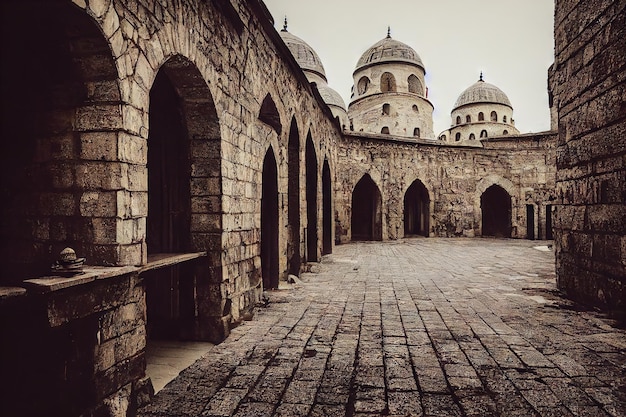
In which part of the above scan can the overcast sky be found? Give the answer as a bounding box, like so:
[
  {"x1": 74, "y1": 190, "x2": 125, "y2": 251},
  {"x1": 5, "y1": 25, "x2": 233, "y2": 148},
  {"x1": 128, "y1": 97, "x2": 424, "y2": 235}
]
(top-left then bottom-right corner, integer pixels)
[{"x1": 263, "y1": 0, "x2": 555, "y2": 136}]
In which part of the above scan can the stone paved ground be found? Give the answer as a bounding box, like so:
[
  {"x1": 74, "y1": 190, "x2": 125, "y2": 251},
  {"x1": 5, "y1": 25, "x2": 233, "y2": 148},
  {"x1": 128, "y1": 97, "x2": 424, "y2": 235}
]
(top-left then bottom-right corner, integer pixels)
[{"x1": 139, "y1": 239, "x2": 626, "y2": 417}]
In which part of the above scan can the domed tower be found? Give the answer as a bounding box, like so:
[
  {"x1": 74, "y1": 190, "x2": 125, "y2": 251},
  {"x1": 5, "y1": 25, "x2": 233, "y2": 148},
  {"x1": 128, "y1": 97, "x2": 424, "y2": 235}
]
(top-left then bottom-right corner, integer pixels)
[
  {"x1": 279, "y1": 20, "x2": 348, "y2": 129},
  {"x1": 348, "y1": 28, "x2": 434, "y2": 139},
  {"x1": 438, "y1": 74, "x2": 520, "y2": 145}
]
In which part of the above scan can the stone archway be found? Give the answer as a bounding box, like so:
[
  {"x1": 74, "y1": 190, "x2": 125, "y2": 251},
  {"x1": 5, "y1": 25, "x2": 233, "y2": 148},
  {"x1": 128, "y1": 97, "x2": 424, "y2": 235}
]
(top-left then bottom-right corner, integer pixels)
[
  {"x1": 351, "y1": 174, "x2": 383, "y2": 241},
  {"x1": 322, "y1": 158, "x2": 332, "y2": 255},
  {"x1": 404, "y1": 179, "x2": 430, "y2": 237},
  {"x1": 306, "y1": 133, "x2": 318, "y2": 262},
  {"x1": 0, "y1": 1, "x2": 123, "y2": 281},
  {"x1": 287, "y1": 117, "x2": 301, "y2": 275},
  {"x1": 261, "y1": 147, "x2": 280, "y2": 289},
  {"x1": 145, "y1": 55, "x2": 223, "y2": 341},
  {"x1": 481, "y1": 185, "x2": 512, "y2": 237}
]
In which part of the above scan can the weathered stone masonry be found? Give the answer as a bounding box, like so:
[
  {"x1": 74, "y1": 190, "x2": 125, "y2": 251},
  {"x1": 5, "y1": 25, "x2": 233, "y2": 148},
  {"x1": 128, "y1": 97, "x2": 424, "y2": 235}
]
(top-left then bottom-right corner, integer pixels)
[
  {"x1": 550, "y1": 0, "x2": 626, "y2": 314},
  {"x1": 335, "y1": 131, "x2": 556, "y2": 242},
  {"x1": 1, "y1": 0, "x2": 622, "y2": 416}
]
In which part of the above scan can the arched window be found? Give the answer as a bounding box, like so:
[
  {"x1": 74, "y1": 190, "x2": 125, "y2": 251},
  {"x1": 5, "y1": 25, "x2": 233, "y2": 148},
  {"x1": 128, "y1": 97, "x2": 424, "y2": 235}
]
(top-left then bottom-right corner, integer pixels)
[
  {"x1": 456, "y1": 115, "x2": 461, "y2": 125},
  {"x1": 412, "y1": 104, "x2": 419, "y2": 113},
  {"x1": 466, "y1": 115, "x2": 471, "y2": 123},
  {"x1": 380, "y1": 72, "x2": 396, "y2": 93},
  {"x1": 407, "y1": 74, "x2": 422, "y2": 94},
  {"x1": 469, "y1": 133, "x2": 475, "y2": 140},
  {"x1": 478, "y1": 112, "x2": 484, "y2": 121},
  {"x1": 440, "y1": 134, "x2": 447, "y2": 141},
  {"x1": 357, "y1": 76, "x2": 370, "y2": 95},
  {"x1": 455, "y1": 132, "x2": 461, "y2": 141},
  {"x1": 382, "y1": 103, "x2": 390, "y2": 115},
  {"x1": 413, "y1": 128, "x2": 420, "y2": 137},
  {"x1": 503, "y1": 115, "x2": 507, "y2": 123},
  {"x1": 503, "y1": 130, "x2": 509, "y2": 135},
  {"x1": 491, "y1": 111, "x2": 497, "y2": 122},
  {"x1": 480, "y1": 130, "x2": 488, "y2": 138},
  {"x1": 381, "y1": 126, "x2": 390, "y2": 134}
]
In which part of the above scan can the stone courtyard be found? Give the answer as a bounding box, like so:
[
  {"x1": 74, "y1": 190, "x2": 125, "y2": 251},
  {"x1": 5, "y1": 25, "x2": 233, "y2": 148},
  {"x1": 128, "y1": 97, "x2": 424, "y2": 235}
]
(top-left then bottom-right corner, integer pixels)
[{"x1": 138, "y1": 239, "x2": 626, "y2": 417}]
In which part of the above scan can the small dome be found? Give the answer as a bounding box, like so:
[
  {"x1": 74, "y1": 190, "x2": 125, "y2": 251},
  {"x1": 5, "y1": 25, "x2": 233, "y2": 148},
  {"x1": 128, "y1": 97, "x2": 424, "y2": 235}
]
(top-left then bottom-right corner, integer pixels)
[
  {"x1": 279, "y1": 28, "x2": 326, "y2": 81},
  {"x1": 355, "y1": 33, "x2": 424, "y2": 73},
  {"x1": 453, "y1": 78, "x2": 512, "y2": 110},
  {"x1": 317, "y1": 84, "x2": 346, "y2": 110}
]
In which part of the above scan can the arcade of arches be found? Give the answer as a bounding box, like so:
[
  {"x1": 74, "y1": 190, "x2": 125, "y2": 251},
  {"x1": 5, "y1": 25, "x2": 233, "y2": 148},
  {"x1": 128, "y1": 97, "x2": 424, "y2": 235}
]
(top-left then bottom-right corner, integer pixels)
[{"x1": 1, "y1": 1, "x2": 622, "y2": 416}]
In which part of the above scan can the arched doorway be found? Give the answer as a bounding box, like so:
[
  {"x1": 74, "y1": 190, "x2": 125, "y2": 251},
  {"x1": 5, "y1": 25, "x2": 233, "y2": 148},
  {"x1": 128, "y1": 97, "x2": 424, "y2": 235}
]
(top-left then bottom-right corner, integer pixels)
[
  {"x1": 261, "y1": 147, "x2": 279, "y2": 289},
  {"x1": 481, "y1": 185, "x2": 512, "y2": 237},
  {"x1": 404, "y1": 180, "x2": 430, "y2": 237},
  {"x1": 306, "y1": 133, "x2": 318, "y2": 262},
  {"x1": 145, "y1": 55, "x2": 223, "y2": 342},
  {"x1": 0, "y1": 1, "x2": 122, "y2": 281},
  {"x1": 322, "y1": 159, "x2": 332, "y2": 255},
  {"x1": 351, "y1": 174, "x2": 383, "y2": 241},
  {"x1": 287, "y1": 118, "x2": 301, "y2": 275}
]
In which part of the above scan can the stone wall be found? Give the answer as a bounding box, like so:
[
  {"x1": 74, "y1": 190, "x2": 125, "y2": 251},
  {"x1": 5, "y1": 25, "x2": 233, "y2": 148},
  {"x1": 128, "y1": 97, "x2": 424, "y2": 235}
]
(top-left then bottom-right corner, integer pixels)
[
  {"x1": 335, "y1": 132, "x2": 557, "y2": 242},
  {"x1": 551, "y1": 0, "x2": 626, "y2": 314},
  {"x1": 0, "y1": 0, "x2": 341, "y2": 415}
]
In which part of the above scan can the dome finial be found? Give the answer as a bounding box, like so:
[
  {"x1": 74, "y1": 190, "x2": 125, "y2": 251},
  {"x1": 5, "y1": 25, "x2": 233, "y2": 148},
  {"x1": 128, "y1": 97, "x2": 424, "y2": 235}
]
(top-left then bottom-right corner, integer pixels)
[
  {"x1": 387, "y1": 26, "x2": 391, "y2": 38},
  {"x1": 282, "y1": 16, "x2": 288, "y2": 32},
  {"x1": 479, "y1": 71, "x2": 484, "y2": 82}
]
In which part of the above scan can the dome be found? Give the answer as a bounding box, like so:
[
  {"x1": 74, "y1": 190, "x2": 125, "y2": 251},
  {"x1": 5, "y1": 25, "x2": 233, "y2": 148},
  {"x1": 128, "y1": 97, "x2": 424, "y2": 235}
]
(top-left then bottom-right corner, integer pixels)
[
  {"x1": 355, "y1": 33, "x2": 424, "y2": 73},
  {"x1": 317, "y1": 84, "x2": 346, "y2": 110},
  {"x1": 279, "y1": 27, "x2": 326, "y2": 81},
  {"x1": 453, "y1": 77, "x2": 512, "y2": 110}
]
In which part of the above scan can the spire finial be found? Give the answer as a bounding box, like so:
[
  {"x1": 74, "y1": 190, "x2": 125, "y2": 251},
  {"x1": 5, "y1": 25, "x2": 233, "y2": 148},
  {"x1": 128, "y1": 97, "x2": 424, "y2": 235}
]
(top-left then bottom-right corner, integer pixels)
[
  {"x1": 282, "y1": 16, "x2": 288, "y2": 32},
  {"x1": 479, "y1": 71, "x2": 484, "y2": 81},
  {"x1": 387, "y1": 26, "x2": 391, "y2": 38}
]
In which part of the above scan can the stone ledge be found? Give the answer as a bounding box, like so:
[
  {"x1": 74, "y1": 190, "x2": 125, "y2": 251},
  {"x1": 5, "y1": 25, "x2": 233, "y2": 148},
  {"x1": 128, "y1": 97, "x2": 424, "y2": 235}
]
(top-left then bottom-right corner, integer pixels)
[
  {"x1": 0, "y1": 286, "x2": 27, "y2": 300},
  {"x1": 23, "y1": 266, "x2": 139, "y2": 293}
]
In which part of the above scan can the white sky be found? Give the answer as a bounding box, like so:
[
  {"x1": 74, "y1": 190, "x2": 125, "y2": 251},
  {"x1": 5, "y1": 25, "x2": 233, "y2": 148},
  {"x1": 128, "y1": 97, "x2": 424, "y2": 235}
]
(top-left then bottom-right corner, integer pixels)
[{"x1": 263, "y1": 0, "x2": 555, "y2": 136}]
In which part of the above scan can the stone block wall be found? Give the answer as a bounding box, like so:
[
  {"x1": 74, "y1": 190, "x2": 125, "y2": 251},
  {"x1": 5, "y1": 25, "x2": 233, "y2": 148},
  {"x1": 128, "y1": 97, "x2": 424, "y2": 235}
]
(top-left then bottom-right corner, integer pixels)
[
  {"x1": 335, "y1": 132, "x2": 556, "y2": 243},
  {"x1": 552, "y1": 0, "x2": 626, "y2": 313},
  {"x1": 0, "y1": 269, "x2": 151, "y2": 417}
]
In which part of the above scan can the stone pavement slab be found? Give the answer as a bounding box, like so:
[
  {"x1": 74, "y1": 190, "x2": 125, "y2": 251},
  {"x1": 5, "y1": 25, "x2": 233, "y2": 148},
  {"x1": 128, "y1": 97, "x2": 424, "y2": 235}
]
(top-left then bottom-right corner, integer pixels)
[{"x1": 139, "y1": 239, "x2": 626, "y2": 417}]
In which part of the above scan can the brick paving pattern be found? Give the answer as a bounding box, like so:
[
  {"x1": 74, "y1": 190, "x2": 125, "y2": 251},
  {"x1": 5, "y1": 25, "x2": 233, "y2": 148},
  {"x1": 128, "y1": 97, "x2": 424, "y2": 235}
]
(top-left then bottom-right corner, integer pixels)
[{"x1": 139, "y1": 239, "x2": 626, "y2": 417}]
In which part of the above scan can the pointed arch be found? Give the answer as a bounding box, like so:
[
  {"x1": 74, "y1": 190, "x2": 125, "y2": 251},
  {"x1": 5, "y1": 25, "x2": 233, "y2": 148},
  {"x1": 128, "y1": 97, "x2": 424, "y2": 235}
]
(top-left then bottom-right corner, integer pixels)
[
  {"x1": 481, "y1": 185, "x2": 512, "y2": 237},
  {"x1": 145, "y1": 54, "x2": 223, "y2": 341},
  {"x1": 351, "y1": 174, "x2": 383, "y2": 241},
  {"x1": 322, "y1": 158, "x2": 332, "y2": 255},
  {"x1": 306, "y1": 132, "x2": 318, "y2": 262},
  {"x1": 404, "y1": 180, "x2": 430, "y2": 237},
  {"x1": 261, "y1": 147, "x2": 279, "y2": 289},
  {"x1": 259, "y1": 93, "x2": 282, "y2": 134},
  {"x1": 407, "y1": 74, "x2": 423, "y2": 95},
  {"x1": 287, "y1": 117, "x2": 301, "y2": 275},
  {"x1": 0, "y1": 1, "x2": 124, "y2": 281},
  {"x1": 380, "y1": 72, "x2": 397, "y2": 93}
]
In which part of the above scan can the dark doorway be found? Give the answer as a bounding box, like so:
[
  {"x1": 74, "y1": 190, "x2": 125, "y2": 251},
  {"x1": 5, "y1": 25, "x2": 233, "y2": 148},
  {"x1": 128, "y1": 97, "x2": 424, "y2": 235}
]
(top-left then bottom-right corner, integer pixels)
[
  {"x1": 146, "y1": 67, "x2": 193, "y2": 339},
  {"x1": 322, "y1": 159, "x2": 332, "y2": 255},
  {"x1": 261, "y1": 147, "x2": 279, "y2": 289},
  {"x1": 306, "y1": 134, "x2": 318, "y2": 262},
  {"x1": 481, "y1": 185, "x2": 512, "y2": 237},
  {"x1": 351, "y1": 174, "x2": 383, "y2": 241},
  {"x1": 546, "y1": 204, "x2": 553, "y2": 240},
  {"x1": 404, "y1": 180, "x2": 430, "y2": 237},
  {"x1": 526, "y1": 204, "x2": 535, "y2": 240},
  {"x1": 287, "y1": 118, "x2": 301, "y2": 275}
]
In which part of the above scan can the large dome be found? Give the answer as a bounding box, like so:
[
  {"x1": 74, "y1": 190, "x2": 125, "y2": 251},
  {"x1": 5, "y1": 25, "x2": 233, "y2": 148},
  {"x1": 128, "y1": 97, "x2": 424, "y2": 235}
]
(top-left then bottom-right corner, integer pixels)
[
  {"x1": 317, "y1": 84, "x2": 346, "y2": 110},
  {"x1": 355, "y1": 33, "x2": 424, "y2": 73},
  {"x1": 453, "y1": 78, "x2": 512, "y2": 110},
  {"x1": 279, "y1": 27, "x2": 326, "y2": 81}
]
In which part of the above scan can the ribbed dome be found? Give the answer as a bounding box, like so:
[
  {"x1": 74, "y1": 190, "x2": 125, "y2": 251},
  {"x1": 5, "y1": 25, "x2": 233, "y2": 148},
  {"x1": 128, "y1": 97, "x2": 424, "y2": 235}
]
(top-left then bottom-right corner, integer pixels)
[
  {"x1": 279, "y1": 29, "x2": 327, "y2": 81},
  {"x1": 317, "y1": 84, "x2": 346, "y2": 110},
  {"x1": 355, "y1": 35, "x2": 424, "y2": 73},
  {"x1": 453, "y1": 79, "x2": 512, "y2": 110}
]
